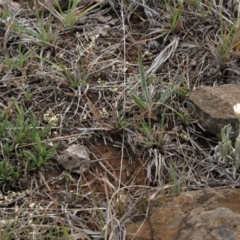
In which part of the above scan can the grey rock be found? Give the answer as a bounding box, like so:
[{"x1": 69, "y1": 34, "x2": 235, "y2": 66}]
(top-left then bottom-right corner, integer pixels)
[
  {"x1": 56, "y1": 190, "x2": 74, "y2": 203},
  {"x1": 188, "y1": 84, "x2": 240, "y2": 138},
  {"x1": 57, "y1": 144, "x2": 90, "y2": 174}
]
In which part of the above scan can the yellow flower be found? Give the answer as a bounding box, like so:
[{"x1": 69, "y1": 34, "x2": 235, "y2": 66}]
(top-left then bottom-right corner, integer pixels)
[{"x1": 233, "y1": 103, "x2": 240, "y2": 121}]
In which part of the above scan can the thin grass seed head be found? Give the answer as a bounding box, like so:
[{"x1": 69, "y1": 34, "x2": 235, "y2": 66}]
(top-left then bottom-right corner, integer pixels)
[{"x1": 233, "y1": 103, "x2": 240, "y2": 122}]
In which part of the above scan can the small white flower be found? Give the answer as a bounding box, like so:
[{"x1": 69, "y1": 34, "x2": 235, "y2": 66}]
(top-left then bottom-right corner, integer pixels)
[{"x1": 233, "y1": 103, "x2": 240, "y2": 121}]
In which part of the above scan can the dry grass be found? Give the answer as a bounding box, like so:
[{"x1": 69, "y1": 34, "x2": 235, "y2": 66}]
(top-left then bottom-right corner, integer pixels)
[{"x1": 1, "y1": 0, "x2": 240, "y2": 239}]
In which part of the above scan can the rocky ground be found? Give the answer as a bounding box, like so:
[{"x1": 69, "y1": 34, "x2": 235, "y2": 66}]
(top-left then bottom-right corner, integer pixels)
[
  {"x1": 1, "y1": 0, "x2": 240, "y2": 239},
  {"x1": 126, "y1": 188, "x2": 240, "y2": 240}
]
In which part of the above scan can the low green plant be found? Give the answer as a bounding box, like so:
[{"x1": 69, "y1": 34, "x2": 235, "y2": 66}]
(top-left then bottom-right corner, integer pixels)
[
  {"x1": 169, "y1": 161, "x2": 181, "y2": 194},
  {"x1": 217, "y1": 124, "x2": 232, "y2": 158},
  {"x1": 130, "y1": 54, "x2": 156, "y2": 119},
  {"x1": 187, "y1": 0, "x2": 212, "y2": 19},
  {"x1": 130, "y1": 54, "x2": 188, "y2": 147},
  {"x1": 216, "y1": 104, "x2": 240, "y2": 170},
  {"x1": 28, "y1": 110, "x2": 51, "y2": 140},
  {"x1": 0, "y1": 160, "x2": 20, "y2": 183},
  {"x1": 137, "y1": 118, "x2": 155, "y2": 147},
  {"x1": 23, "y1": 89, "x2": 38, "y2": 102},
  {"x1": 188, "y1": 0, "x2": 201, "y2": 10},
  {"x1": 24, "y1": 135, "x2": 58, "y2": 172},
  {"x1": 233, "y1": 104, "x2": 240, "y2": 168},
  {"x1": 3, "y1": 48, "x2": 31, "y2": 72},
  {"x1": 64, "y1": 173, "x2": 71, "y2": 185},
  {"x1": 0, "y1": 101, "x2": 58, "y2": 183},
  {"x1": 235, "y1": 133, "x2": 240, "y2": 169},
  {"x1": 62, "y1": 66, "x2": 80, "y2": 89},
  {"x1": 36, "y1": 55, "x2": 88, "y2": 89},
  {"x1": 52, "y1": 0, "x2": 102, "y2": 28},
  {"x1": 61, "y1": 59, "x2": 89, "y2": 89},
  {"x1": 0, "y1": 116, "x2": 8, "y2": 137},
  {"x1": 8, "y1": 103, "x2": 32, "y2": 144},
  {"x1": 217, "y1": 7, "x2": 240, "y2": 62},
  {"x1": 131, "y1": 55, "x2": 187, "y2": 117},
  {"x1": 130, "y1": 54, "x2": 160, "y2": 147},
  {"x1": 2, "y1": 142, "x2": 14, "y2": 154},
  {"x1": 162, "y1": 0, "x2": 184, "y2": 32},
  {"x1": 0, "y1": 219, "x2": 18, "y2": 240},
  {"x1": 13, "y1": 13, "x2": 59, "y2": 47}
]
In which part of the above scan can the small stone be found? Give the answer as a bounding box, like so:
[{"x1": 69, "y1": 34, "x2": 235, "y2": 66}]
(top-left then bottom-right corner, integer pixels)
[
  {"x1": 56, "y1": 190, "x2": 74, "y2": 203},
  {"x1": 57, "y1": 144, "x2": 90, "y2": 174}
]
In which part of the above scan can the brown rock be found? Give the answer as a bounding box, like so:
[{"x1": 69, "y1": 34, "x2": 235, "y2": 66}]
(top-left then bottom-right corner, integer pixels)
[
  {"x1": 177, "y1": 207, "x2": 240, "y2": 240},
  {"x1": 126, "y1": 188, "x2": 240, "y2": 240},
  {"x1": 188, "y1": 84, "x2": 240, "y2": 138}
]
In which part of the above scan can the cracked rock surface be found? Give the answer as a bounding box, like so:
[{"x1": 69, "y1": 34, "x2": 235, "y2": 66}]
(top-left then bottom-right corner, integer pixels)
[{"x1": 126, "y1": 188, "x2": 240, "y2": 240}]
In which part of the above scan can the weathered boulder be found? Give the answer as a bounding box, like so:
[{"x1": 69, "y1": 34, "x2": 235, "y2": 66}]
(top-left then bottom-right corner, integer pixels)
[
  {"x1": 126, "y1": 188, "x2": 240, "y2": 240},
  {"x1": 188, "y1": 84, "x2": 240, "y2": 138}
]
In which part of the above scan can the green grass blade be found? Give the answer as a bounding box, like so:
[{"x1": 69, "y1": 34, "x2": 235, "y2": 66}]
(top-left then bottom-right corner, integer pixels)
[
  {"x1": 138, "y1": 53, "x2": 151, "y2": 106},
  {"x1": 131, "y1": 93, "x2": 147, "y2": 110}
]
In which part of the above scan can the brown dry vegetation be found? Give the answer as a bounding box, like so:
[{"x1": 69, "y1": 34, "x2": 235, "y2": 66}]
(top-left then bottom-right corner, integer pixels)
[{"x1": 1, "y1": 0, "x2": 240, "y2": 239}]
